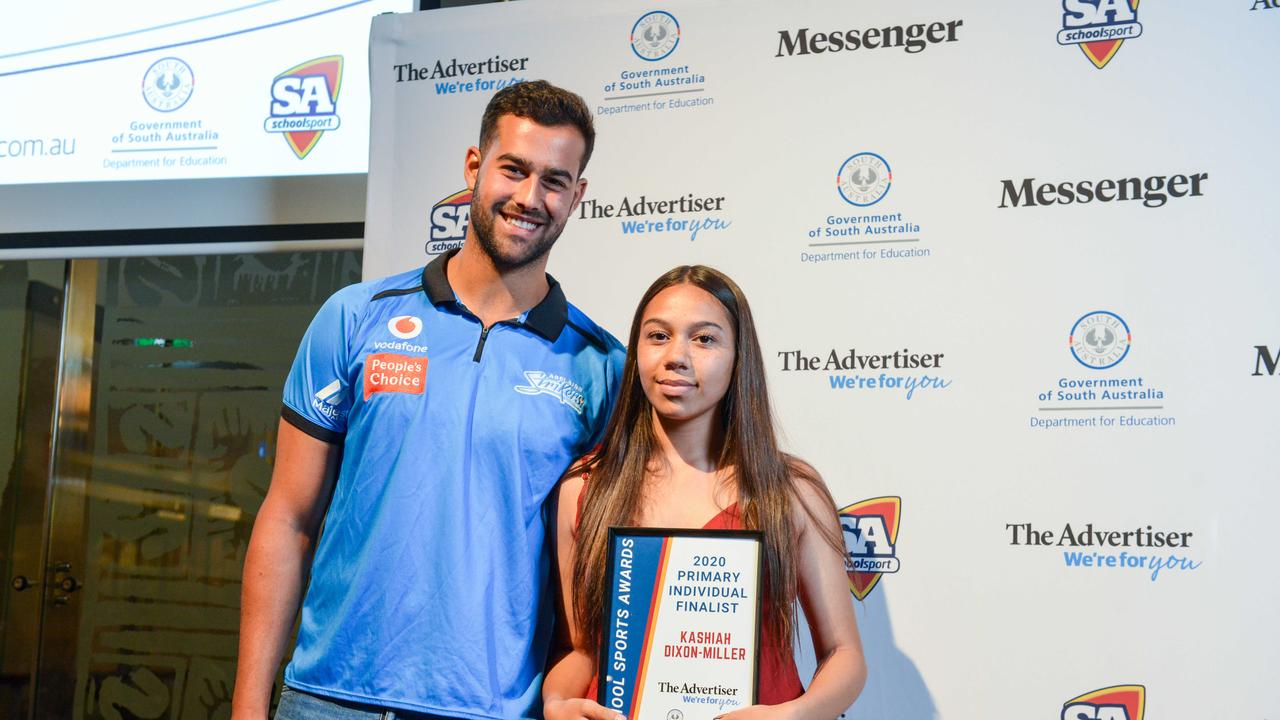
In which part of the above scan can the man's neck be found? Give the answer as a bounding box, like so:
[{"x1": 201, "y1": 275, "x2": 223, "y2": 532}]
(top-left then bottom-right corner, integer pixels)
[{"x1": 446, "y1": 242, "x2": 550, "y2": 327}]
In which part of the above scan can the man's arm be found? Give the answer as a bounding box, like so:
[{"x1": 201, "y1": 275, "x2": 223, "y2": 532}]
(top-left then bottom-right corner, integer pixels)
[{"x1": 231, "y1": 419, "x2": 341, "y2": 720}]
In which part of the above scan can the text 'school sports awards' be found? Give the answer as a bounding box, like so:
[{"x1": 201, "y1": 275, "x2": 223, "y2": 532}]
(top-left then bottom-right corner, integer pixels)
[{"x1": 599, "y1": 528, "x2": 762, "y2": 720}]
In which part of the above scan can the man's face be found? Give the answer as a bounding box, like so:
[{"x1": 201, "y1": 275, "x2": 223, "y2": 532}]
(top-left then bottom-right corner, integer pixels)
[{"x1": 464, "y1": 114, "x2": 588, "y2": 272}]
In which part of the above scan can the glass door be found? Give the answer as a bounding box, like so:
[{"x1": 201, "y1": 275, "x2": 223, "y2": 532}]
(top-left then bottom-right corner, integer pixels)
[{"x1": 0, "y1": 250, "x2": 361, "y2": 720}]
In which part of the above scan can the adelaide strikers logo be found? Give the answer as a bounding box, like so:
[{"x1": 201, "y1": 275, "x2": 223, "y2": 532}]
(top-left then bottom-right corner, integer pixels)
[
  {"x1": 837, "y1": 153, "x2": 892, "y2": 207},
  {"x1": 142, "y1": 57, "x2": 194, "y2": 112},
  {"x1": 1070, "y1": 311, "x2": 1131, "y2": 370},
  {"x1": 631, "y1": 11, "x2": 680, "y2": 61},
  {"x1": 428, "y1": 189, "x2": 471, "y2": 256},
  {"x1": 1062, "y1": 685, "x2": 1145, "y2": 720},
  {"x1": 838, "y1": 496, "x2": 901, "y2": 601},
  {"x1": 1058, "y1": 0, "x2": 1144, "y2": 69},
  {"x1": 264, "y1": 56, "x2": 343, "y2": 159}
]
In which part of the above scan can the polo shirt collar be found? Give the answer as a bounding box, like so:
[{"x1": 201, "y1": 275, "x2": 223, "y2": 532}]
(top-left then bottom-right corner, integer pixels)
[{"x1": 422, "y1": 248, "x2": 568, "y2": 343}]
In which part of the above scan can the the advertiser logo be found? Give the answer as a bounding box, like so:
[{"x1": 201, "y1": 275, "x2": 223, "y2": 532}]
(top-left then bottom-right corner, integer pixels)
[
  {"x1": 363, "y1": 353, "x2": 426, "y2": 400},
  {"x1": 311, "y1": 379, "x2": 345, "y2": 420},
  {"x1": 387, "y1": 315, "x2": 422, "y2": 340},
  {"x1": 1059, "y1": 0, "x2": 1143, "y2": 69},
  {"x1": 577, "y1": 192, "x2": 731, "y2": 242},
  {"x1": 598, "y1": 12, "x2": 711, "y2": 118},
  {"x1": 142, "y1": 57, "x2": 194, "y2": 113},
  {"x1": 1253, "y1": 345, "x2": 1278, "y2": 376},
  {"x1": 775, "y1": 20, "x2": 963, "y2": 57},
  {"x1": 1062, "y1": 684, "x2": 1146, "y2": 720},
  {"x1": 1007, "y1": 522, "x2": 1200, "y2": 581},
  {"x1": 1070, "y1": 311, "x2": 1130, "y2": 369},
  {"x1": 393, "y1": 55, "x2": 528, "y2": 96},
  {"x1": 998, "y1": 171, "x2": 1207, "y2": 209},
  {"x1": 778, "y1": 347, "x2": 951, "y2": 400},
  {"x1": 265, "y1": 56, "x2": 343, "y2": 159},
  {"x1": 802, "y1": 153, "x2": 928, "y2": 265},
  {"x1": 838, "y1": 497, "x2": 901, "y2": 601},
  {"x1": 1032, "y1": 310, "x2": 1173, "y2": 429},
  {"x1": 427, "y1": 189, "x2": 471, "y2": 256},
  {"x1": 514, "y1": 371, "x2": 586, "y2": 413}
]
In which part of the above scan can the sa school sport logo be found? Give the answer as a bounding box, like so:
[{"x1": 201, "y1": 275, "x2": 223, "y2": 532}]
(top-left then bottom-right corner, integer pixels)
[
  {"x1": 265, "y1": 56, "x2": 343, "y2": 159},
  {"x1": 838, "y1": 496, "x2": 901, "y2": 601},
  {"x1": 1062, "y1": 685, "x2": 1145, "y2": 720},
  {"x1": 428, "y1": 189, "x2": 471, "y2": 256},
  {"x1": 1058, "y1": 0, "x2": 1143, "y2": 69}
]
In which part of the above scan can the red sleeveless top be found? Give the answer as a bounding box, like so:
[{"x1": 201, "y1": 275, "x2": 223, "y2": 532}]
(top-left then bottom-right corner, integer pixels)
[{"x1": 576, "y1": 488, "x2": 805, "y2": 707}]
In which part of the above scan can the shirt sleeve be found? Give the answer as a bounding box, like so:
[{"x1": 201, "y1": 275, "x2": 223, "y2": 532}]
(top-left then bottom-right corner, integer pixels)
[{"x1": 281, "y1": 286, "x2": 361, "y2": 443}]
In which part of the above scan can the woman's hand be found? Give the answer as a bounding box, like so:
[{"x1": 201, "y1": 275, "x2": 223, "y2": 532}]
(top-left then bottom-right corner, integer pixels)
[
  {"x1": 717, "y1": 704, "x2": 797, "y2": 720},
  {"x1": 544, "y1": 697, "x2": 626, "y2": 720}
]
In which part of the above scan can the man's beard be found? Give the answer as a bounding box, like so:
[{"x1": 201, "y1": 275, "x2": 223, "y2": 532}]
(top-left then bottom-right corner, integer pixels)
[{"x1": 469, "y1": 187, "x2": 564, "y2": 272}]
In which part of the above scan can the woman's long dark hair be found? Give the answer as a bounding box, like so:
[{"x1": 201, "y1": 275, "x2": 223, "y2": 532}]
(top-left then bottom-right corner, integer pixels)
[{"x1": 571, "y1": 265, "x2": 843, "y2": 656}]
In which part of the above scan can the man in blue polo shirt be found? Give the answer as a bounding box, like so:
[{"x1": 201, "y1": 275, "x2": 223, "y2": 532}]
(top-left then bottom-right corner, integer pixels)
[{"x1": 232, "y1": 81, "x2": 624, "y2": 720}]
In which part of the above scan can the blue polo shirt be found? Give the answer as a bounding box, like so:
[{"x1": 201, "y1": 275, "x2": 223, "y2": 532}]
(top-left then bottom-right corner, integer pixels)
[{"x1": 279, "y1": 250, "x2": 624, "y2": 719}]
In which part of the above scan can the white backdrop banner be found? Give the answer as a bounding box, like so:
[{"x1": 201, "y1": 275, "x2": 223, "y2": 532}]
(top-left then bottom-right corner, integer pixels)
[{"x1": 363, "y1": 2, "x2": 1280, "y2": 718}]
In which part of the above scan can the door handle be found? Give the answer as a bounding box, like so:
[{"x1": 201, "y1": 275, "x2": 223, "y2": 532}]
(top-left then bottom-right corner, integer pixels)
[
  {"x1": 11, "y1": 575, "x2": 32, "y2": 591},
  {"x1": 59, "y1": 576, "x2": 81, "y2": 593}
]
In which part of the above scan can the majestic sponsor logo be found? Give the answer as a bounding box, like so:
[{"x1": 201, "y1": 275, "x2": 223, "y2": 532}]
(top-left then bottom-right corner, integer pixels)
[
  {"x1": 998, "y1": 171, "x2": 1208, "y2": 208},
  {"x1": 1062, "y1": 685, "x2": 1146, "y2": 720},
  {"x1": 1059, "y1": 0, "x2": 1143, "y2": 69},
  {"x1": 1033, "y1": 310, "x2": 1172, "y2": 429},
  {"x1": 364, "y1": 353, "x2": 427, "y2": 400},
  {"x1": 142, "y1": 57, "x2": 194, "y2": 113},
  {"x1": 577, "y1": 192, "x2": 731, "y2": 242},
  {"x1": 631, "y1": 11, "x2": 681, "y2": 61},
  {"x1": 1070, "y1": 311, "x2": 1130, "y2": 370},
  {"x1": 838, "y1": 497, "x2": 901, "y2": 601},
  {"x1": 778, "y1": 347, "x2": 951, "y2": 400},
  {"x1": 1009, "y1": 522, "x2": 1200, "y2": 581},
  {"x1": 311, "y1": 379, "x2": 345, "y2": 420},
  {"x1": 514, "y1": 371, "x2": 586, "y2": 413},
  {"x1": 265, "y1": 56, "x2": 343, "y2": 159},
  {"x1": 837, "y1": 152, "x2": 891, "y2": 207},
  {"x1": 392, "y1": 56, "x2": 529, "y2": 96},
  {"x1": 387, "y1": 315, "x2": 423, "y2": 340},
  {"x1": 775, "y1": 20, "x2": 962, "y2": 57},
  {"x1": 599, "y1": 13, "x2": 710, "y2": 117},
  {"x1": 427, "y1": 189, "x2": 471, "y2": 256},
  {"x1": 1253, "y1": 345, "x2": 1278, "y2": 375}
]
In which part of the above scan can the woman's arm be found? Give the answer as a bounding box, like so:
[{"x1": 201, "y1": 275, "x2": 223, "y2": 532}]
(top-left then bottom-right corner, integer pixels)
[
  {"x1": 725, "y1": 472, "x2": 868, "y2": 720},
  {"x1": 544, "y1": 474, "x2": 625, "y2": 720}
]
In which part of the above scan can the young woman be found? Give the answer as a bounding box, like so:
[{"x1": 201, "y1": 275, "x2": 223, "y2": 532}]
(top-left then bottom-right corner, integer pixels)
[{"x1": 544, "y1": 266, "x2": 867, "y2": 720}]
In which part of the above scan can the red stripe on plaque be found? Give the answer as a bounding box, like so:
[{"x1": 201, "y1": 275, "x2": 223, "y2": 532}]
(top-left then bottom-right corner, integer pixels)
[{"x1": 631, "y1": 536, "x2": 672, "y2": 717}]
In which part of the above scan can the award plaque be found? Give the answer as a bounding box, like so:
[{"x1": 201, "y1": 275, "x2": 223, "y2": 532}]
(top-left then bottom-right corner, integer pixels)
[{"x1": 598, "y1": 528, "x2": 762, "y2": 720}]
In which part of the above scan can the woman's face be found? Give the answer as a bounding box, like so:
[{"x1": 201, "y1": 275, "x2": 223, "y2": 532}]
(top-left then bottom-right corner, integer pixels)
[{"x1": 636, "y1": 283, "x2": 737, "y2": 425}]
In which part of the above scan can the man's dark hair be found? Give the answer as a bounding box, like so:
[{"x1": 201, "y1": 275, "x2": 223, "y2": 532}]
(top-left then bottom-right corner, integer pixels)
[{"x1": 478, "y1": 80, "x2": 595, "y2": 173}]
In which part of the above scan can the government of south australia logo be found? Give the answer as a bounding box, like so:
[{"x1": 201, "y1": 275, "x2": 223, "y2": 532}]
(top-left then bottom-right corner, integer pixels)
[
  {"x1": 838, "y1": 496, "x2": 901, "y2": 600},
  {"x1": 142, "y1": 57, "x2": 194, "y2": 112},
  {"x1": 1058, "y1": 0, "x2": 1143, "y2": 69},
  {"x1": 1062, "y1": 685, "x2": 1145, "y2": 720},
  {"x1": 631, "y1": 11, "x2": 680, "y2": 61},
  {"x1": 837, "y1": 153, "x2": 892, "y2": 206},
  {"x1": 428, "y1": 189, "x2": 471, "y2": 256},
  {"x1": 1070, "y1": 311, "x2": 1131, "y2": 369},
  {"x1": 265, "y1": 56, "x2": 343, "y2": 159}
]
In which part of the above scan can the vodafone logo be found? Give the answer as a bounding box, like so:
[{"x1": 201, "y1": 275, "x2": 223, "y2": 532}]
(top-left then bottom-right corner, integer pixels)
[{"x1": 388, "y1": 315, "x2": 423, "y2": 339}]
